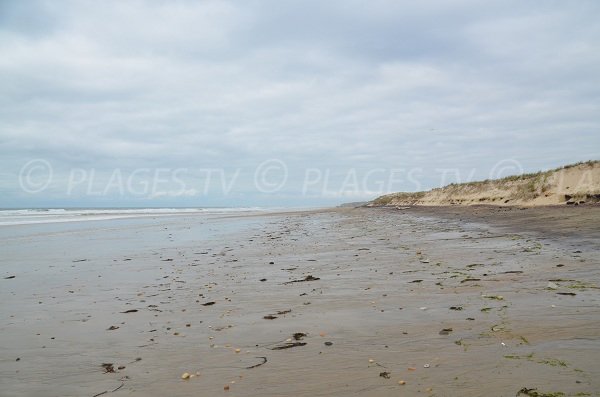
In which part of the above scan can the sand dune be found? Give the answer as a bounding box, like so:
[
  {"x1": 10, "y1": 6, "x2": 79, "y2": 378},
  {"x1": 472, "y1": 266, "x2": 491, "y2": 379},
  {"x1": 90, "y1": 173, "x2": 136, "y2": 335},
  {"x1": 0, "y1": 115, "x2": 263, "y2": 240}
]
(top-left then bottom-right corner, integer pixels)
[{"x1": 370, "y1": 160, "x2": 600, "y2": 207}]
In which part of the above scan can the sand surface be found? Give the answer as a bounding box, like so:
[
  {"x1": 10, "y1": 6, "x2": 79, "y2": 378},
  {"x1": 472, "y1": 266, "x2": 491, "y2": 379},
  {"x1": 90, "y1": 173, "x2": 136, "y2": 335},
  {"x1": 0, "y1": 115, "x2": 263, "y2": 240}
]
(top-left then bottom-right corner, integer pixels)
[{"x1": 1, "y1": 207, "x2": 599, "y2": 396}]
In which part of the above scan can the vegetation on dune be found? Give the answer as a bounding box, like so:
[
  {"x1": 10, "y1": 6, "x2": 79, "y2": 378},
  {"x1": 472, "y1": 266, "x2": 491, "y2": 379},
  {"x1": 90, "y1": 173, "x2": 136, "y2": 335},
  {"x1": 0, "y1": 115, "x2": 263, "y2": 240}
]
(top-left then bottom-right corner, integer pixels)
[
  {"x1": 371, "y1": 191, "x2": 425, "y2": 205},
  {"x1": 370, "y1": 160, "x2": 599, "y2": 206}
]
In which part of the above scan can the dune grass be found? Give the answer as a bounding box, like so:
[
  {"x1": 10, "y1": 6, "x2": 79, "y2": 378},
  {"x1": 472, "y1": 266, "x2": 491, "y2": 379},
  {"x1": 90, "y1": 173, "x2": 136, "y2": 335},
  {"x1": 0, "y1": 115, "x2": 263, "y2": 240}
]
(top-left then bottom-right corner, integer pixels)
[{"x1": 371, "y1": 160, "x2": 599, "y2": 206}]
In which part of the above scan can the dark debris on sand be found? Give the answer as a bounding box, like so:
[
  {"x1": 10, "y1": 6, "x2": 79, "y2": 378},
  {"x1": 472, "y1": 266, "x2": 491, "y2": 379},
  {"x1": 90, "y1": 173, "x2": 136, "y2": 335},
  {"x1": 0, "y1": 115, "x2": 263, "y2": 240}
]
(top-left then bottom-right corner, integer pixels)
[{"x1": 284, "y1": 275, "x2": 320, "y2": 284}]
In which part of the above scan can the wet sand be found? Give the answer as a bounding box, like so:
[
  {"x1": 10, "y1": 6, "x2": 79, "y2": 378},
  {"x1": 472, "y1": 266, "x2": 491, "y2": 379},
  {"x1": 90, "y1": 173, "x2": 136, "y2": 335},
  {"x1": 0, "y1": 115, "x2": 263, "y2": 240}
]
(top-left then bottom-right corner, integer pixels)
[{"x1": 1, "y1": 207, "x2": 599, "y2": 396}]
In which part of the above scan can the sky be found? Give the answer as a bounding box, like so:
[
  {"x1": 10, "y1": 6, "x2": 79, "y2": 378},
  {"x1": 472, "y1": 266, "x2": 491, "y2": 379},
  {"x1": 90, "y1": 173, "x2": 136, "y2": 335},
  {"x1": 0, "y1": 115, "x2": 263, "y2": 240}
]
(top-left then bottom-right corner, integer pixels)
[{"x1": 1, "y1": 0, "x2": 599, "y2": 208}]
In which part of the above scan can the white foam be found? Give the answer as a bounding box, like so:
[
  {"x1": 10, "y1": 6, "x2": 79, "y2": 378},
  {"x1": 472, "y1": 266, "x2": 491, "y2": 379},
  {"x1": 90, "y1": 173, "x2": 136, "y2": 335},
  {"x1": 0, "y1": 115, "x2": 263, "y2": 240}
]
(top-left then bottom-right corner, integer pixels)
[{"x1": 0, "y1": 207, "x2": 267, "y2": 226}]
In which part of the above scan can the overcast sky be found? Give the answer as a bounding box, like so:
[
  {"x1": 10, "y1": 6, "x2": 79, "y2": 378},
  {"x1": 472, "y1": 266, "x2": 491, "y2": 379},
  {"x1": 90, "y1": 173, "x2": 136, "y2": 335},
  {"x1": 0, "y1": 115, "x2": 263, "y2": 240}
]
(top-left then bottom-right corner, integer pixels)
[{"x1": 1, "y1": 0, "x2": 599, "y2": 207}]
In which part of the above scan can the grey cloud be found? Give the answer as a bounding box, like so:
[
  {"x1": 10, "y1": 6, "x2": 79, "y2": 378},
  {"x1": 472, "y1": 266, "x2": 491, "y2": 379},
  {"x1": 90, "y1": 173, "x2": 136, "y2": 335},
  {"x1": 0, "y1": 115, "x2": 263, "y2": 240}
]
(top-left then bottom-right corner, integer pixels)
[{"x1": 1, "y1": 0, "x2": 599, "y2": 207}]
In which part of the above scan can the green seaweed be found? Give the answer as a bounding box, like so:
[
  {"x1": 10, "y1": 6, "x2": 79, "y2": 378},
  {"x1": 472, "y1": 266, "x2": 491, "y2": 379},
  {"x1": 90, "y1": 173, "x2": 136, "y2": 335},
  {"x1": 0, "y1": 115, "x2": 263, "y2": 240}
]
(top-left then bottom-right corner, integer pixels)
[
  {"x1": 568, "y1": 281, "x2": 599, "y2": 290},
  {"x1": 503, "y1": 353, "x2": 567, "y2": 368},
  {"x1": 519, "y1": 335, "x2": 530, "y2": 345},
  {"x1": 537, "y1": 358, "x2": 567, "y2": 367},
  {"x1": 483, "y1": 295, "x2": 504, "y2": 300}
]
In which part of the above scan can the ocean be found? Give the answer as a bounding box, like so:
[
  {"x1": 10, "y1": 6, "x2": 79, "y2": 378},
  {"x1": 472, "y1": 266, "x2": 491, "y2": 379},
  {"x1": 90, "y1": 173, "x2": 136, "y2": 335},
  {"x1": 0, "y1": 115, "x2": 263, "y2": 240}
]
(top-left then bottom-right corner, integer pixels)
[{"x1": 0, "y1": 207, "x2": 268, "y2": 226}]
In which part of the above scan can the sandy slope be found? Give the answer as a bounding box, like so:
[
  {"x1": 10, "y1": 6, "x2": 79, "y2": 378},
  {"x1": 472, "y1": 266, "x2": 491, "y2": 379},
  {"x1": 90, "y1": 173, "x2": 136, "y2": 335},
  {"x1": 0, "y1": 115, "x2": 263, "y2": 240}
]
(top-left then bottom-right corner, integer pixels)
[{"x1": 370, "y1": 161, "x2": 600, "y2": 207}]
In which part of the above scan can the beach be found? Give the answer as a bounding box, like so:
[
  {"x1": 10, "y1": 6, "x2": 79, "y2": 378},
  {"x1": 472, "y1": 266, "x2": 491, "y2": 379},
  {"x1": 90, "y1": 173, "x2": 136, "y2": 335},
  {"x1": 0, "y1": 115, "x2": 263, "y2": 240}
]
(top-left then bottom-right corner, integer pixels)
[{"x1": 1, "y1": 206, "x2": 599, "y2": 396}]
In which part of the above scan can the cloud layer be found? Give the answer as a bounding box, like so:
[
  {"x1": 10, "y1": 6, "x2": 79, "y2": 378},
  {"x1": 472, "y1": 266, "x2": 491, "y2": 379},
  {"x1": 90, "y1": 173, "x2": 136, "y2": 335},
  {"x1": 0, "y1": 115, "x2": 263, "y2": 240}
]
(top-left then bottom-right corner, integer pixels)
[{"x1": 1, "y1": 0, "x2": 599, "y2": 206}]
